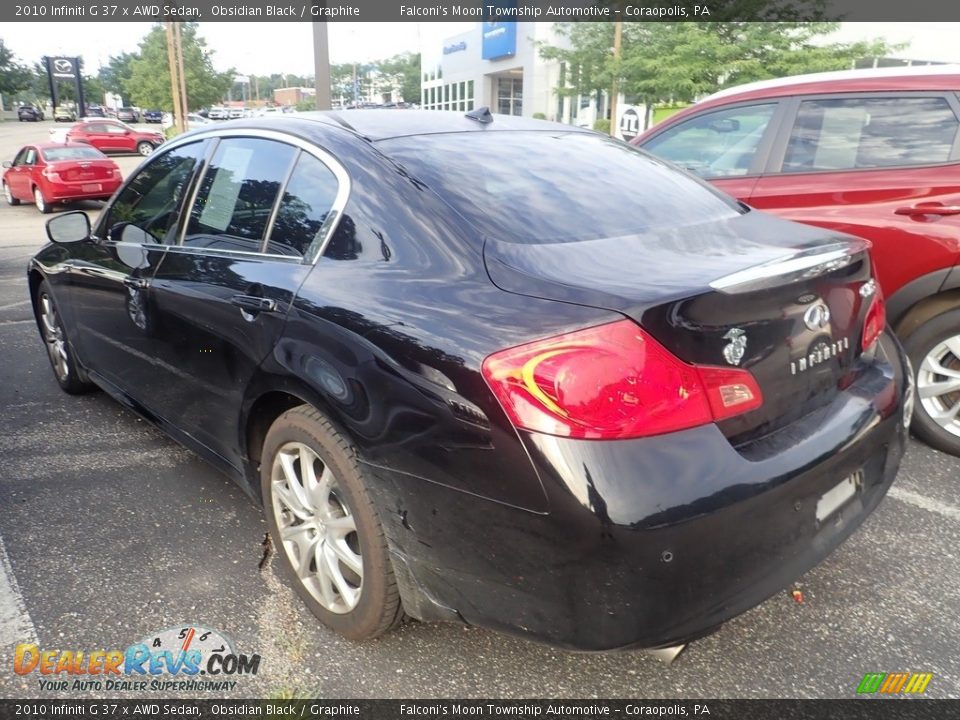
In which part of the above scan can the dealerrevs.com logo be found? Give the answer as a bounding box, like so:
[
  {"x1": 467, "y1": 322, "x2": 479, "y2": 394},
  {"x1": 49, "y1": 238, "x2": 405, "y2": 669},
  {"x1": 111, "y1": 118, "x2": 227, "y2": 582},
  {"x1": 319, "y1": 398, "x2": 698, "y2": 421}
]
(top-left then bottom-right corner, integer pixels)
[
  {"x1": 856, "y1": 672, "x2": 933, "y2": 695},
  {"x1": 14, "y1": 625, "x2": 261, "y2": 692}
]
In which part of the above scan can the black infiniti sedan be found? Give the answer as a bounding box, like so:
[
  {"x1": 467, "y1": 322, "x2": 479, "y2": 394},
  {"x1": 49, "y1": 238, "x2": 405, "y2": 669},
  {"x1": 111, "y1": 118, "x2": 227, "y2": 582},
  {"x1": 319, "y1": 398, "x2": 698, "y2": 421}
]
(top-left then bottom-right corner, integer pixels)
[{"x1": 29, "y1": 110, "x2": 910, "y2": 654}]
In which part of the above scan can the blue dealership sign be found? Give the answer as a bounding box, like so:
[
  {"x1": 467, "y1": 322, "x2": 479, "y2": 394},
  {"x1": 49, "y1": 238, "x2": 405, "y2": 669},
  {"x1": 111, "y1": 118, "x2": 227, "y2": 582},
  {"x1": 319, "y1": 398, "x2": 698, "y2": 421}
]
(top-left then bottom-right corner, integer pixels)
[{"x1": 482, "y1": 2, "x2": 517, "y2": 60}]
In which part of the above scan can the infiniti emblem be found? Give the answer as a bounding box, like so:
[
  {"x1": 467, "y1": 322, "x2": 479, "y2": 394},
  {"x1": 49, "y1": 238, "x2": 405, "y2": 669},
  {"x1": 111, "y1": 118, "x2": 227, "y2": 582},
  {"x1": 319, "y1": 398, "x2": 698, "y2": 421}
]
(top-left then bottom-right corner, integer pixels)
[
  {"x1": 722, "y1": 328, "x2": 747, "y2": 366},
  {"x1": 803, "y1": 303, "x2": 831, "y2": 331}
]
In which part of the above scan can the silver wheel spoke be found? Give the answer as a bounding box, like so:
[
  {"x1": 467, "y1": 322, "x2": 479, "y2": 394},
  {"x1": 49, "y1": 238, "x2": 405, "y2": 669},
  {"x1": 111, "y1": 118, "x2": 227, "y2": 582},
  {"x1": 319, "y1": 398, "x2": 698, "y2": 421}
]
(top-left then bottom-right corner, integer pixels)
[
  {"x1": 930, "y1": 399, "x2": 960, "y2": 427},
  {"x1": 921, "y1": 355, "x2": 960, "y2": 380},
  {"x1": 944, "y1": 336, "x2": 960, "y2": 361},
  {"x1": 279, "y1": 449, "x2": 312, "y2": 512},
  {"x1": 323, "y1": 543, "x2": 358, "y2": 607},
  {"x1": 296, "y1": 535, "x2": 320, "y2": 577},
  {"x1": 329, "y1": 537, "x2": 362, "y2": 577},
  {"x1": 273, "y1": 482, "x2": 312, "y2": 521},
  {"x1": 918, "y1": 377, "x2": 960, "y2": 399},
  {"x1": 311, "y1": 466, "x2": 334, "y2": 511}
]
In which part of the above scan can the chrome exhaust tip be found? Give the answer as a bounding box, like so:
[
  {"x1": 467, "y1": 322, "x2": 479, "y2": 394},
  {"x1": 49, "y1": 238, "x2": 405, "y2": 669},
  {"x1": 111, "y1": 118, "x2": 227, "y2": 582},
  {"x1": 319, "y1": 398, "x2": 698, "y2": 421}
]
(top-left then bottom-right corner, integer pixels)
[{"x1": 647, "y1": 644, "x2": 687, "y2": 666}]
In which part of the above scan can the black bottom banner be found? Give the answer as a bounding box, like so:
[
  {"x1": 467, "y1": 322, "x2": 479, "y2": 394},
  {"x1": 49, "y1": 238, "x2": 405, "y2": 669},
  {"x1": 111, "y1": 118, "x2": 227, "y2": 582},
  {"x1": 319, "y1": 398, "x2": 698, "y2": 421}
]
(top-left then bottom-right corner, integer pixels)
[{"x1": 0, "y1": 700, "x2": 953, "y2": 720}]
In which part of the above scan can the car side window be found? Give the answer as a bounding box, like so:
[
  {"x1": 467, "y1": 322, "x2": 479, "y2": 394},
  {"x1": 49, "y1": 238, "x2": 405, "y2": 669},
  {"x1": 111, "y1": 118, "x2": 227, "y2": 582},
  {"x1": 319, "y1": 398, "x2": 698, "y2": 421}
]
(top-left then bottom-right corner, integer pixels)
[
  {"x1": 104, "y1": 124, "x2": 127, "y2": 134},
  {"x1": 643, "y1": 103, "x2": 777, "y2": 178},
  {"x1": 102, "y1": 141, "x2": 205, "y2": 245},
  {"x1": 266, "y1": 153, "x2": 340, "y2": 258},
  {"x1": 24, "y1": 149, "x2": 36, "y2": 165},
  {"x1": 183, "y1": 137, "x2": 296, "y2": 253},
  {"x1": 12, "y1": 148, "x2": 28, "y2": 166},
  {"x1": 782, "y1": 96, "x2": 960, "y2": 173}
]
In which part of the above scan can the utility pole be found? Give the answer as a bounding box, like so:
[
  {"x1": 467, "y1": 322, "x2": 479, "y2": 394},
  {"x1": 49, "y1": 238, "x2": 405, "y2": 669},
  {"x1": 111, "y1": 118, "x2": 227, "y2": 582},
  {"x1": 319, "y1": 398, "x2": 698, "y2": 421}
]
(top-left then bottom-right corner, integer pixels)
[
  {"x1": 610, "y1": 20, "x2": 622, "y2": 139},
  {"x1": 173, "y1": 21, "x2": 189, "y2": 133},
  {"x1": 312, "y1": 21, "x2": 332, "y2": 111},
  {"x1": 164, "y1": 23, "x2": 184, "y2": 135}
]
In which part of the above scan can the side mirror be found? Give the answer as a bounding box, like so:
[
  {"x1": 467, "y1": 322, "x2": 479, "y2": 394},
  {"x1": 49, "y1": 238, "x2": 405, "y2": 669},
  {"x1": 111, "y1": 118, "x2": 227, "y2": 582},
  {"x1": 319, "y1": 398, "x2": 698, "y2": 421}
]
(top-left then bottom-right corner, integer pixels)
[
  {"x1": 46, "y1": 211, "x2": 91, "y2": 244},
  {"x1": 1, "y1": 161, "x2": 10, "y2": 169}
]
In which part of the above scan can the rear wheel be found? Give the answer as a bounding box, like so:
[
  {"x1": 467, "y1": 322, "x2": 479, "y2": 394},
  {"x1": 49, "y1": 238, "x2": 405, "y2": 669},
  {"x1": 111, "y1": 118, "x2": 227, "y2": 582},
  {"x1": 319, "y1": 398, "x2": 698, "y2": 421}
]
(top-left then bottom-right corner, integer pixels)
[
  {"x1": 4, "y1": 182, "x2": 19, "y2": 206},
  {"x1": 136, "y1": 142, "x2": 154, "y2": 157},
  {"x1": 260, "y1": 405, "x2": 403, "y2": 640},
  {"x1": 36, "y1": 281, "x2": 95, "y2": 394},
  {"x1": 33, "y1": 187, "x2": 50, "y2": 214},
  {"x1": 904, "y1": 308, "x2": 960, "y2": 456}
]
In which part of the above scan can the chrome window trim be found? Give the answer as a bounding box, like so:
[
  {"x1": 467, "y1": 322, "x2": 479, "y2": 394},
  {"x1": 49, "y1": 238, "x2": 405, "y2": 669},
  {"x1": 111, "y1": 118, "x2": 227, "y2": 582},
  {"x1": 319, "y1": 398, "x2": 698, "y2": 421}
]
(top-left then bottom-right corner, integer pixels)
[{"x1": 159, "y1": 127, "x2": 351, "y2": 265}]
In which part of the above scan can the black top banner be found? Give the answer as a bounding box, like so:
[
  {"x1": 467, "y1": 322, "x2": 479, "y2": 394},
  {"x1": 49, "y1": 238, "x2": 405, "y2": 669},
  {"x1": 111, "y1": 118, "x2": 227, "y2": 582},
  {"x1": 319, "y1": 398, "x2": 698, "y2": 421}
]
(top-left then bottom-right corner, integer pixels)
[
  {"x1": 5, "y1": 0, "x2": 960, "y2": 22},
  {"x1": 0, "y1": 700, "x2": 955, "y2": 720}
]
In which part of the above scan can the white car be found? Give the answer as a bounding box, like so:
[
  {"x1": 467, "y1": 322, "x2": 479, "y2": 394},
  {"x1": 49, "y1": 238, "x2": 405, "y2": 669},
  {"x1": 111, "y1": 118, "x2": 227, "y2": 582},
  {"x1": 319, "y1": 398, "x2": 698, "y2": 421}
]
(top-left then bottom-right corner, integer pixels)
[
  {"x1": 207, "y1": 107, "x2": 228, "y2": 120},
  {"x1": 256, "y1": 107, "x2": 284, "y2": 117},
  {"x1": 228, "y1": 108, "x2": 245, "y2": 119}
]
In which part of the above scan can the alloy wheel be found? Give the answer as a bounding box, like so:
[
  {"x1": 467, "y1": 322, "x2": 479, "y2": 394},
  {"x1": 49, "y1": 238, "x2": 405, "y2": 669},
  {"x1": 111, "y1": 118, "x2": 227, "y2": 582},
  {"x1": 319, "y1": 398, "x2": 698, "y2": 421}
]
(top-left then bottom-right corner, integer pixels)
[
  {"x1": 916, "y1": 335, "x2": 960, "y2": 438},
  {"x1": 270, "y1": 441, "x2": 363, "y2": 614},
  {"x1": 39, "y1": 292, "x2": 69, "y2": 382},
  {"x1": 3, "y1": 183, "x2": 13, "y2": 205},
  {"x1": 34, "y1": 187, "x2": 49, "y2": 214}
]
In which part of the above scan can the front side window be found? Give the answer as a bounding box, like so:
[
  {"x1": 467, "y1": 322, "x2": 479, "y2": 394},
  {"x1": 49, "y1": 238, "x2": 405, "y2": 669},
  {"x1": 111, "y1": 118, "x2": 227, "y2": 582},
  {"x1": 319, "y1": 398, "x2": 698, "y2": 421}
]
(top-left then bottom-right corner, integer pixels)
[
  {"x1": 782, "y1": 96, "x2": 960, "y2": 173},
  {"x1": 643, "y1": 103, "x2": 778, "y2": 178},
  {"x1": 183, "y1": 137, "x2": 296, "y2": 253},
  {"x1": 103, "y1": 141, "x2": 205, "y2": 245},
  {"x1": 267, "y1": 153, "x2": 340, "y2": 258}
]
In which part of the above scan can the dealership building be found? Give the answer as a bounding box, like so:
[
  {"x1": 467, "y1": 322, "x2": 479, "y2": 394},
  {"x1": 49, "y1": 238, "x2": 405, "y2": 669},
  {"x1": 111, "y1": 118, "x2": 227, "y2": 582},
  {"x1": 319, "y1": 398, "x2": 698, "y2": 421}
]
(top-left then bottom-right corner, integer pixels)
[{"x1": 421, "y1": 22, "x2": 604, "y2": 127}]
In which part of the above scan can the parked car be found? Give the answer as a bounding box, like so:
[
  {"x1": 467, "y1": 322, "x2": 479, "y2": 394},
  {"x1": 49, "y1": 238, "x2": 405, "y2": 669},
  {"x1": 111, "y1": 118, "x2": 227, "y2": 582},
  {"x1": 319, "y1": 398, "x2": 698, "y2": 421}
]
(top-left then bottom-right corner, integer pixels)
[
  {"x1": 65, "y1": 119, "x2": 165, "y2": 156},
  {"x1": 634, "y1": 65, "x2": 960, "y2": 455},
  {"x1": 3, "y1": 143, "x2": 121, "y2": 213},
  {"x1": 84, "y1": 106, "x2": 106, "y2": 118},
  {"x1": 143, "y1": 109, "x2": 163, "y2": 123},
  {"x1": 53, "y1": 107, "x2": 77, "y2": 123},
  {"x1": 207, "y1": 107, "x2": 228, "y2": 120},
  {"x1": 116, "y1": 107, "x2": 140, "y2": 123},
  {"x1": 17, "y1": 104, "x2": 44, "y2": 122},
  {"x1": 28, "y1": 111, "x2": 909, "y2": 653},
  {"x1": 228, "y1": 107, "x2": 246, "y2": 119}
]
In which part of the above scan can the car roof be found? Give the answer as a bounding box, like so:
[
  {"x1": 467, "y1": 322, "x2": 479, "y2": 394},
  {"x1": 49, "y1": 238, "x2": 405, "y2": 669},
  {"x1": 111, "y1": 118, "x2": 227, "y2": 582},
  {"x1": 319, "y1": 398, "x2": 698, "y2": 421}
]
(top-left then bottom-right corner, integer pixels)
[
  {"x1": 280, "y1": 109, "x2": 594, "y2": 141},
  {"x1": 34, "y1": 142, "x2": 104, "y2": 151},
  {"x1": 703, "y1": 64, "x2": 960, "y2": 104}
]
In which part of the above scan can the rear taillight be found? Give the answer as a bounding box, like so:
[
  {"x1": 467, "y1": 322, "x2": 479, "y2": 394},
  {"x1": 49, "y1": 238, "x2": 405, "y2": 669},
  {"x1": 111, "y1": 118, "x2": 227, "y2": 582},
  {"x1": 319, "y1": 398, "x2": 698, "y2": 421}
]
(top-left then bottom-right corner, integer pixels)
[
  {"x1": 861, "y1": 285, "x2": 886, "y2": 352},
  {"x1": 482, "y1": 320, "x2": 763, "y2": 440},
  {"x1": 41, "y1": 167, "x2": 60, "y2": 181}
]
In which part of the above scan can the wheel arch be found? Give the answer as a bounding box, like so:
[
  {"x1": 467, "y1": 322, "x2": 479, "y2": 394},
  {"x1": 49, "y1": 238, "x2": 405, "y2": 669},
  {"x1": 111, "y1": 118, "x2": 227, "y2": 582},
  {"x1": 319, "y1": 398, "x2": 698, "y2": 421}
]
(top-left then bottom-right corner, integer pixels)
[{"x1": 893, "y1": 288, "x2": 960, "y2": 341}]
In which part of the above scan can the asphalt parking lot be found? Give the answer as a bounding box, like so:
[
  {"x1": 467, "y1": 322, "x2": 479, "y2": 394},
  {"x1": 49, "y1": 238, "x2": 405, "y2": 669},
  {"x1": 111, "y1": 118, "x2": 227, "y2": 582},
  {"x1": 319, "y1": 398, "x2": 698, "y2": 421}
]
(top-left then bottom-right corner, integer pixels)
[{"x1": 0, "y1": 119, "x2": 958, "y2": 700}]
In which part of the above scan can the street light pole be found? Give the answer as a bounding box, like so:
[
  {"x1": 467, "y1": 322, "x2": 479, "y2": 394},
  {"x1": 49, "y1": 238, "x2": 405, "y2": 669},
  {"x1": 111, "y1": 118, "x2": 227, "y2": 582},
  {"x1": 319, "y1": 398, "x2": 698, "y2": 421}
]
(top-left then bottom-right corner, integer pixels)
[
  {"x1": 610, "y1": 20, "x2": 622, "y2": 139},
  {"x1": 313, "y1": 21, "x2": 332, "y2": 111}
]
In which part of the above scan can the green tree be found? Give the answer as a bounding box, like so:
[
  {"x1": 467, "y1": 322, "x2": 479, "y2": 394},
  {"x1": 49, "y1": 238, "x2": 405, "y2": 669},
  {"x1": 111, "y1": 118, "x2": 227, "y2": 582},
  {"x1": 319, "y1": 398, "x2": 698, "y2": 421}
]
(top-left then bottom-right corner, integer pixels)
[
  {"x1": 0, "y1": 39, "x2": 31, "y2": 98},
  {"x1": 125, "y1": 23, "x2": 234, "y2": 111},
  {"x1": 542, "y1": 22, "x2": 899, "y2": 112},
  {"x1": 98, "y1": 52, "x2": 136, "y2": 100},
  {"x1": 375, "y1": 52, "x2": 421, "y2": 104}
]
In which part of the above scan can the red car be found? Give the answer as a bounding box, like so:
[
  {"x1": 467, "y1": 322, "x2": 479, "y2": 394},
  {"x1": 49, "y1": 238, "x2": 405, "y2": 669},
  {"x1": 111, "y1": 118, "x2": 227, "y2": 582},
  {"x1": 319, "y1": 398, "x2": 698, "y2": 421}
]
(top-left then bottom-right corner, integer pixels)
[
  {"x1": 65, "y1": 119, "x2": 164, "y2": 156},
  {"x1": 3, "y1": 143, "x2": 122, "y2": 214},
  {"x1": 634, "y1": 65, "x2": 960, "y2": 455}
]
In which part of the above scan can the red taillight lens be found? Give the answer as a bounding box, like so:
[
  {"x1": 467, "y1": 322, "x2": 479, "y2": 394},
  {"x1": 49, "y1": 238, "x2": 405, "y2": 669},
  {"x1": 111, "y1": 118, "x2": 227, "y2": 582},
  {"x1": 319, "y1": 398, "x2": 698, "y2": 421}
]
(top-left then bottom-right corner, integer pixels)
[
  {"x1": 861, "y1": 286, "x2": 886, "y2": 351},
  {"x1": 482, "y1": 320, "x2": 763, "y2": 440}
]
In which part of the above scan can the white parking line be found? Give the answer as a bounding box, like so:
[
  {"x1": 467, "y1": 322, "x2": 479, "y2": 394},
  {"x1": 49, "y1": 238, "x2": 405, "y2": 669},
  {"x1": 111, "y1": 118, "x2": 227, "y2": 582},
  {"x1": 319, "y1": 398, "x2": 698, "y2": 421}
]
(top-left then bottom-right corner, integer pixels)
[
  {"x1": 888, "y1": 486, "x2": 960, "y2": 523},
  {"x1": 0, "y1": 534, "x2": 37, "y2": 649},
  {"x1": 0, "y1": 299, "x2": 30, "y2": 312}
]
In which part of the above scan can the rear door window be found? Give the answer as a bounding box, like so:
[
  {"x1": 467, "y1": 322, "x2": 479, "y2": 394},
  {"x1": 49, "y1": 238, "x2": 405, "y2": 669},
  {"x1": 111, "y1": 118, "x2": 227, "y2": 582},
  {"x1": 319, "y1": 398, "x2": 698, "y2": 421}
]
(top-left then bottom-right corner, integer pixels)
[
  {"x1": 781, "y1": 96, "x2": 960, "y2": 172},
  {"x1": 266, "y1": 152, "x2": 340, "y2": 258}
]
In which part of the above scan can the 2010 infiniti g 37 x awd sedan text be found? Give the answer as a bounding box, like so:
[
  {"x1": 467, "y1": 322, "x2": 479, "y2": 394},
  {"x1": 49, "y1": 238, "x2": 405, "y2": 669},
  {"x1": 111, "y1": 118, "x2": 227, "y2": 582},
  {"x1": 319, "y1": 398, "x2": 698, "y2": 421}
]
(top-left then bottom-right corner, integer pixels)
[{"x1": 29, "y1": 110, "x2": 910, "y2": 653}]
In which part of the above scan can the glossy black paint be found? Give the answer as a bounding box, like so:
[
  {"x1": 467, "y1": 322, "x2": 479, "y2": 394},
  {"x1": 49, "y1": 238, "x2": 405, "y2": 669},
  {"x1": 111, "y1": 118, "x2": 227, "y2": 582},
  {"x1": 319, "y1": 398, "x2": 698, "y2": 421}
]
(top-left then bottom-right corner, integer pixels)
[{"x1": 28, "y1": 112, "x2": 908, "y2": 651}]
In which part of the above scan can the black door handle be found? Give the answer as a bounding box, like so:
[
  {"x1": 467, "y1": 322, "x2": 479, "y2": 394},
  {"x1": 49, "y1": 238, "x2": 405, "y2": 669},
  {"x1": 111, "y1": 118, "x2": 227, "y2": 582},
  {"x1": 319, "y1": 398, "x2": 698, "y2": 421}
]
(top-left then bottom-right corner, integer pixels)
[
  {"x1": 123, "y1": 277, "x2": 148, "y2": 289},
  {"x1": 230, "y1": 295, "x2": 277, "y2": 313}
]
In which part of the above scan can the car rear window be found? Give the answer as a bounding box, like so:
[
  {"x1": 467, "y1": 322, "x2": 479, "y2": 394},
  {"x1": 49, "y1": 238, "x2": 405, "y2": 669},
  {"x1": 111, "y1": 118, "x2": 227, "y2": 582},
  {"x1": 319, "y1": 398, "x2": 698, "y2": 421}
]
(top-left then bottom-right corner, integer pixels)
[
  {"x1": 378, "y1": 131, "x2": 741, "y2": 244},
  {"x1": 41, "y1": 146, "x2": 104, "y2": 162}
]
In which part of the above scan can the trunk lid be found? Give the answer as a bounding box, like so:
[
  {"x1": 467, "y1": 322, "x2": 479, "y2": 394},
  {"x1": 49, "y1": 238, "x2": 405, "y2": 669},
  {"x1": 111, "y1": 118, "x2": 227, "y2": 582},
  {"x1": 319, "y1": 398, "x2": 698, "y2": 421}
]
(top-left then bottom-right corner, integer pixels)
[
  {"x1": 484, "y1": 210, "x2": 877, "y2": 444},
  {"x1": 53, "y1": 159, "x2": 116, "y2": 182}
]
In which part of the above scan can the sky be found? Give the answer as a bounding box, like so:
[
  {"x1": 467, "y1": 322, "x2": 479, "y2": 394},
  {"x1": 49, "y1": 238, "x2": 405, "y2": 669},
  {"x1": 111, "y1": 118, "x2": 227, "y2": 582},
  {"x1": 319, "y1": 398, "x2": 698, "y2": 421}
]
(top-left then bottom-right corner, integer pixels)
[{"x1": 1, "y1": 22, "x2": 959, "y2": 77}]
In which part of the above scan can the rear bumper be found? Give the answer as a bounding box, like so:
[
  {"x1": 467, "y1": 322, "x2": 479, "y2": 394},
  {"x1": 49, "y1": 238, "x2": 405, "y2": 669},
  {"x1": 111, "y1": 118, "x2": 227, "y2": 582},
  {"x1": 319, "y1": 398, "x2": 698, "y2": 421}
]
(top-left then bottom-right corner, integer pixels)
[
  {"x1": 46, "y1": 179, "x2": 121, "y2": 201},
  {"x1": 375, "y1": 338, "x2": 908, "y2": 651}
]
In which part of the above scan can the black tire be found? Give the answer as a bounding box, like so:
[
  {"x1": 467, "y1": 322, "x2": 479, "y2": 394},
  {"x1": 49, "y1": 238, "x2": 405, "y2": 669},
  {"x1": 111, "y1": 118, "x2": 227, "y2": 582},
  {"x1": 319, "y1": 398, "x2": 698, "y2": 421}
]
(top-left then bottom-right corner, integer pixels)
[
  {"x1": 136, "y1": 141, "x2": 154, "y2": 157},
  {"x1": 903, "y1": 308, "x2": 960, "y2": 456},
  {"x1": 260, "y1": 405, "x2": 403, "y2": 640},
  {"x1": 4, "y1": 182, "x2": 20, "y2": 206},
  {"x1": 33, "y1": 186, "x2": 50, "y2": 214},
  {"x1": 35, "y1": 280, "x2": 95, "y2": 395}
]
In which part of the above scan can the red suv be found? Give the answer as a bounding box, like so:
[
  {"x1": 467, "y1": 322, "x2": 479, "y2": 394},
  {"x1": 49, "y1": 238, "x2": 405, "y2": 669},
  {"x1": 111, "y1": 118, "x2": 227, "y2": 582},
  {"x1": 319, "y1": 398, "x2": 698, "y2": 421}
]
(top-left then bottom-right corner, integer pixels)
[
  {"x1": 65, "y1": 119, "x2": 164, "y2": 156},
  {"x1": 634, "y1": 66, "x2": 960, "y2": 455}
]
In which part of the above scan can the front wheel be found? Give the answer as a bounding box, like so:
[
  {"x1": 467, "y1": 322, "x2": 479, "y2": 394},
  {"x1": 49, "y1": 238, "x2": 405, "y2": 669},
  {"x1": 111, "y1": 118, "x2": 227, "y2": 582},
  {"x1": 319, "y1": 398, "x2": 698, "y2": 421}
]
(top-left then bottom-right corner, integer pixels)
[
  {"x1": 136, "y1": 142, "x2": 154, "y2": 157},
  {"x1": 34, "y1": 187, "x2": 50, "y2": 214},
  {"x1": 904, "y1": 308, "x2": 960, "y2": 456},
  {"x1": 36, "y1": 281, "x2": 95, "y2": 394},
  {"x1": 4, "y1": 182, "x2": 19, "y2": 206},
  {"x1": 260, "y1": 405, "x2": 404, "y2": 640}
]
